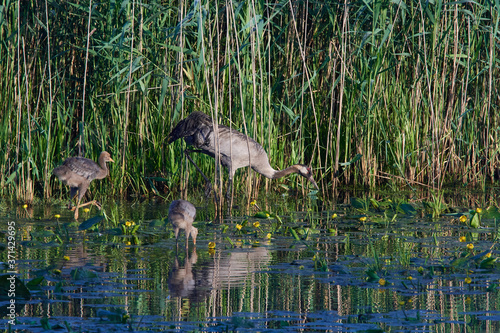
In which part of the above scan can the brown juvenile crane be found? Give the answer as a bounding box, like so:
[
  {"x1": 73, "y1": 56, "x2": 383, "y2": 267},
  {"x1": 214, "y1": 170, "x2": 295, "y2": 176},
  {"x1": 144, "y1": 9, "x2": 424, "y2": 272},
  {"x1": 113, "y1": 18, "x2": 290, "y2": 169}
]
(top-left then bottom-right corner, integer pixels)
[
  {"x1": 168, "y1": 199, "x2": 198, "y2": 249},
  {"x1": 168, "y1": 112, "x2": 319, "y2": 199},
  {"x1": 53, "y1": 151, "x2": 114, "y2": 219}
]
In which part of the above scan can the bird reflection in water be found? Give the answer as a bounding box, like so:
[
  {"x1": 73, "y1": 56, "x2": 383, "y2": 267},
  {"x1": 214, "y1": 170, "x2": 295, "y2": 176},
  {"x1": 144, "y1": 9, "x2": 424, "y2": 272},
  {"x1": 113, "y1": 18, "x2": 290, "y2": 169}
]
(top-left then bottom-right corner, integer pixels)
[{"x1": 167, "y1": 246, "x2": 270, "y2": 302}]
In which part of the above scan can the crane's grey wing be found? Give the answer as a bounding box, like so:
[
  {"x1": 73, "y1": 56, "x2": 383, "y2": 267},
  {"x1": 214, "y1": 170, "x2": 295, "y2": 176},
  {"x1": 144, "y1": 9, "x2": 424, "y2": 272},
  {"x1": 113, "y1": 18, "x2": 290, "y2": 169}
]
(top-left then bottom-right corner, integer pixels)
[
  {"x1": 62, "y1": 157, "x2": 102, "y2": 180},
  {"x1": 168, "y1": 112, "x2": 213, "y2": 144}
]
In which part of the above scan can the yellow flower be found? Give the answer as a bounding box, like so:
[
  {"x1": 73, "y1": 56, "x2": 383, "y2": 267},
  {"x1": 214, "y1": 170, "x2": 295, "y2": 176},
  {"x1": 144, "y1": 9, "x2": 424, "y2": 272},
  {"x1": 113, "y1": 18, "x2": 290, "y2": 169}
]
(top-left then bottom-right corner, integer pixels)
[
  {"x1": 63, "y1": 256, "x2": 70, "y2": 261},
  {"x1": 407, "y1": 299, "x2": 413, "y2": 303},
  {"x1": 266, "y1": 233, "x2": 272, "y2": 239},
  {"x1": 125, "y1": 241, "x2": 131, "y2": 246},
  {"x1": 407, "y1": 276, "x2": 413, "y2": 281},
  {"x1": 54, "y1": 214, "x2": 61, "y2": 219},
  {"x1": 208, "y1": 248, "x2": 215, "y2": 255},
  {"x1": 253, "y1": 221, "x2": 260, "y2": 228},
  {"x1": 359, "y1": 216, "x2": 367, "y2": 222},
  {"x1": 236, "y1": 224, "x2": 242, "y2": 230},
  {"x1": 485, "y1": 252, "x2": 492, "y2": 258},
  {"x1": 465, "y1": 296, "x2": 471, "y2": 304},
  {"x1": 208, "y1": 242, "x2": 216, "y2": 249},
  {"x1": 417, "y1": 266, "x2": 424, "y2": 274},
  {"x1": 250, "y1": 200, "x2": 257, "y2": 206},
  {"x1": 467, "y1": 243, "x2": 474, "y2": 250},
  {"x1": 125, "y1": 221, "x2": 132, "y2": 227},
  {"x1": 459, "y1": 236, "x2": 466, "y2": 242},
  {"x1": 83, "y1": 208, "x2": 90, "y2": 213},
  {"x1": 476, "y1": 208, "x2": 482, "y2": 214},
  {"x1": 332, "y1": 213, "x2": 338, "y2": 219},
  {"x1": 465, "y1": 277, "x2": 472, "y2": 284},
  {"x1": 378, "y1": 278, "x2": 386, "y2": 286},
  {"x1": 22, "y1": 204, "x2": 28, "y2": 209},
  {"x1": 459, "y1": 215, "x2": 467, "y2": 223},
  {"x1": 265, "y1": 213, "x2": 270, "y2": 218}
]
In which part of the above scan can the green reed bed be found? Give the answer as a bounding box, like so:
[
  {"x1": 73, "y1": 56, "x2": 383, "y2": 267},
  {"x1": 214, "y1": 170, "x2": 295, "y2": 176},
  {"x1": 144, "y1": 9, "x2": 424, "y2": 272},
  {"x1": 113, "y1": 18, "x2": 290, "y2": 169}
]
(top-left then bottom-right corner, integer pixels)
[{"x1": 0, "y1": 0, "x2": 499, "y2": 203}]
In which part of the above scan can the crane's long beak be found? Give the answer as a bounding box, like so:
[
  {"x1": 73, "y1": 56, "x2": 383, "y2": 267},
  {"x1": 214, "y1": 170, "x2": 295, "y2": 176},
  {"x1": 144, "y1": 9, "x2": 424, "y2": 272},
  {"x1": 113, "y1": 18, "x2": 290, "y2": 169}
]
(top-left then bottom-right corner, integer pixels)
[{"x1": 309, "y1": 176, "x2": 319, "y2": 190}]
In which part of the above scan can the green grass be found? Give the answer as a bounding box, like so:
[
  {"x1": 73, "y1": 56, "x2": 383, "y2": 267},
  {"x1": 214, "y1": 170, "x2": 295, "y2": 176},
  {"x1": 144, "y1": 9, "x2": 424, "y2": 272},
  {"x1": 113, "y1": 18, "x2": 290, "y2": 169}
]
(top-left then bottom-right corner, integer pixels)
[{"x1": 1, "y1": 0, "x2": 499, "y2": 203}]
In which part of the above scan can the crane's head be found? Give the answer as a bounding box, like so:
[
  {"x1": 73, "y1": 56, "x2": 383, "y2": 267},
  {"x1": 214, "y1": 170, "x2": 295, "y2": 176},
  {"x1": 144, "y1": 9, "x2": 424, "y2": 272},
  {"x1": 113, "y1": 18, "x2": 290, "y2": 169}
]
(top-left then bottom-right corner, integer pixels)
[
  {"x1": 296, "y1": 165, "x2": 319, "y2": 190},
  {"x1": 99, "y1": 151, "x2": 115, "y2": 163},
  {"x1": 190, "y1": 226, "x2": 198, "y2": 245}
]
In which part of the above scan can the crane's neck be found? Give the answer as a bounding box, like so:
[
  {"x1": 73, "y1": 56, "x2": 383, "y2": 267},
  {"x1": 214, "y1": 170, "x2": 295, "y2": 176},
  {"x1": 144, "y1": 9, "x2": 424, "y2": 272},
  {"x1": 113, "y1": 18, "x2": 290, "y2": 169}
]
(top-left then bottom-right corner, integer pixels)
[
  {"x1": 256, "y1": 164, "x2": 301, "y2": 180},
  {"x1": 96, "y1": 156, "x2": 110, "y2": 179}
]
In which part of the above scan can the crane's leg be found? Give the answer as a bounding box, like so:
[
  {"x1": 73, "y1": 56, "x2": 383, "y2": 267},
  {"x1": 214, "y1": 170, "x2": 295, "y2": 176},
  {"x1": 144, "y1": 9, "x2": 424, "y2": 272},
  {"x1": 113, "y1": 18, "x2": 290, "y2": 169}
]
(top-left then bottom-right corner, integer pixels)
[
  {"x1": 184, "y1": 149, "x2": 219, "y2": 203},
  {"x1": 68, "y1": 187, "x2": 78, "y2": 210}
]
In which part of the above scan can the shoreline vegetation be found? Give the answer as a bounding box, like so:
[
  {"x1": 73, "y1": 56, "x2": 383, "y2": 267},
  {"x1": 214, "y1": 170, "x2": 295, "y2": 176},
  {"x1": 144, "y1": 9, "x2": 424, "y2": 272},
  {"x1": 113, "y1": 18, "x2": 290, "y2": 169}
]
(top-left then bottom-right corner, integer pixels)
[{"x1": 1, "y1": 0, "x2": 499, "y2": 203}]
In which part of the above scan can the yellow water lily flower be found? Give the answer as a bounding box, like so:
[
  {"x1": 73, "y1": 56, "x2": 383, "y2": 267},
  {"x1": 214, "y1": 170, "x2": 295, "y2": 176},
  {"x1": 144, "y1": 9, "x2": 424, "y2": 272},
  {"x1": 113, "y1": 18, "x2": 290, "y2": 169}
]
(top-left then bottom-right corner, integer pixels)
[
  {"x1": 208, "y1": 242, "x2": 216, "y2": 249},
  {"x1": 63, "y1": 256, "x2": 70, "y2": 261},
  {"x1": 459, "y1": 215, "x2": 467, "y2": 223},
  {"x1": 359, "y1": 216, "x2": 367, "y2": 222},
  {"x1": 266, "y1": 233, "x2": 272, "y2": 239},
  {"x1": 22, "y1": 204, "x2": 28, "y2": 209},
  {"x1": 417, "y1": 266, "x2": 424, "y2": 274},
  {"x1": 83, "y1": 208, "x2": 90, "y2": 213},
  {"x1": 476, "y1": 208, "x2": 482, "y2": 214},
  {"x1": 407, "y1": 276, "x2": 413, "y2": 281},
  {"x1": 467, "y1": 243, "x2": 474, "y2": 250},
  {"x1": 459, "y1": 236, "x2": 466, "y2": 242},
  {"x1": 253, "y1": 221, "x2": 260, "y2": 228},
  {"x1": 250, "y1": 200, "x2": 257, "y2": 206},
  {"x1": 332, "y1": 213, "x2": 338, "y2": 219},
  {"x1": 465, "y1": 277, "x2": 472, "y2": 284},
  {"x1": 125, "y1": 221, "x2": 133, "y2": 228},
  {"x1": 378, "y1": 278, "x2": 386, "y2": 286},
  {"x1": 54, "y1": 214, "x2": 61, "y2": 219},
  {"x1": 236, "y1": 224, "x2": 242, "y2": 230},
  {"x1": 485, "y1": 252, "x2": 492, "y2": 258}
]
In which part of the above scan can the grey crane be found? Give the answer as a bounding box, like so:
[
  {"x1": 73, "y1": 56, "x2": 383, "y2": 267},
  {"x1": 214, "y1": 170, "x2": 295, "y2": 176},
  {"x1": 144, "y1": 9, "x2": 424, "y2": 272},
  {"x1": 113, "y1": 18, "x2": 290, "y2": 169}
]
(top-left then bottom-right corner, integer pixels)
[
  {"x1": 168, "y1": 199, "x2": 198, "y2": 249},
  {"x1": 53, "y1": 151, "x2": 114, "y2": 219},
  {"x1": 167, "y1": 112, "x2": 319, "y2": 199}
]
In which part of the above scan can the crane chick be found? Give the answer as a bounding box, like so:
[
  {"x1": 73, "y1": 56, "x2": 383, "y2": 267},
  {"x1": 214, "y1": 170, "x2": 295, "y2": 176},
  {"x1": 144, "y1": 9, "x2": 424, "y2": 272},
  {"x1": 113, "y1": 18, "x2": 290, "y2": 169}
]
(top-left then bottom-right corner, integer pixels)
[
  {"x1": 168, "y1": 200, "x2": 198, "y2": 249},
  {"x1": 53, "y1": 151, "x2": 114, "y2": 219}
]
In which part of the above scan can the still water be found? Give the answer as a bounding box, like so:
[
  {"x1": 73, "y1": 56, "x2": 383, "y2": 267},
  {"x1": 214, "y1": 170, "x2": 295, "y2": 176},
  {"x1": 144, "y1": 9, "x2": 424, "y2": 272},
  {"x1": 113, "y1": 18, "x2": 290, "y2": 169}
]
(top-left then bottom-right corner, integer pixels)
[{"x1": 1, "y1": 193, "x2": 500, "y2": 332}]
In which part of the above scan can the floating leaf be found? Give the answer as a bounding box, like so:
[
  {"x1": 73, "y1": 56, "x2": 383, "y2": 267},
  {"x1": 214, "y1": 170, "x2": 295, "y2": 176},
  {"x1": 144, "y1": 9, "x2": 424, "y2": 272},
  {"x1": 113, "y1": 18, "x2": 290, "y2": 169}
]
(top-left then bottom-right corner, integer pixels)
[
  {"x1": 0, "y1": 275, "x2": 31, "y2": 300},
  {"x1": 254, "y1": 211, "x2": 270, "y2": 219},
  {"x1": 470, "y1": 213, "x2": 480, "y2": 228},
  {"x1": 480, "y1": 257, "x2": 497, "y2": 269},
  {"x1": 26, "y1": 276, "x2": 44, "y2": 289},
  {"x1": 399, "y1": 203, "x2": 417, "y2": 215},
  {"x1": 70, "y1": 268, "x2": 98, "y2": 280},
  {"x1": 78, "y1": 215, "x2": 105, "y2": 231},
  {"x1": 365, "y1": 268, "x2": 380, "y2": 282},
  {"x1": 149, "y1": 219, "x2": 163, "y2": 227}
]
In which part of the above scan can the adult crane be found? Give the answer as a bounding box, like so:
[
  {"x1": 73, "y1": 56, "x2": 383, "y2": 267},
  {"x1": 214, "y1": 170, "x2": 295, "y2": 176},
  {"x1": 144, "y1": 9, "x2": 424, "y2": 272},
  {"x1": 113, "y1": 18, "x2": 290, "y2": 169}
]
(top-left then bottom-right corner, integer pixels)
[{"x1": 167, "y1": 112, "x2": 319, "y2": 200}]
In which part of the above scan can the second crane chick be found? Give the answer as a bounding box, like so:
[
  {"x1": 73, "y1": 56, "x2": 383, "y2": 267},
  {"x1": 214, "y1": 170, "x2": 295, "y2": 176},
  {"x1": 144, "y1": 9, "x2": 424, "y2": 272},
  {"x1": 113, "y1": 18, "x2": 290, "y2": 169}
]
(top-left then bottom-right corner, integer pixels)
[{"x1": 168, "y1": 200, "x2": 198, "y2": 250}]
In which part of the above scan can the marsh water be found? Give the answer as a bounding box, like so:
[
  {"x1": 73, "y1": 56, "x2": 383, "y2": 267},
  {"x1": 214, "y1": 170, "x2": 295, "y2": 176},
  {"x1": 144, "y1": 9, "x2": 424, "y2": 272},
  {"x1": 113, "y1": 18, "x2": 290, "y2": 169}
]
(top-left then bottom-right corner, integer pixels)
[{"x1": 1, "y1": 190, "x2": 500, "y2": 332}]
